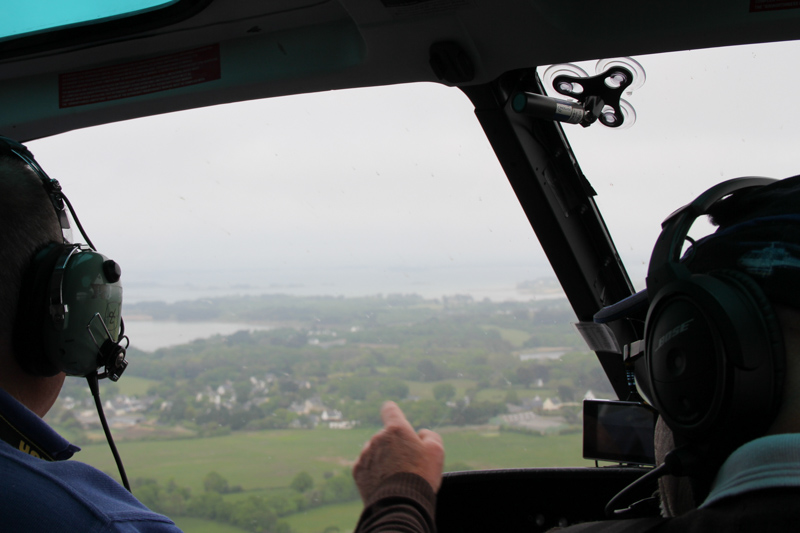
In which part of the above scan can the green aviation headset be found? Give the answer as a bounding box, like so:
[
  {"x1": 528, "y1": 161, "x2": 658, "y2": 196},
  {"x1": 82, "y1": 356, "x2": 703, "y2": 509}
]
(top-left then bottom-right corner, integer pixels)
[{"x1": 0, "y1": 135, "x2": 128, "y2": 382}]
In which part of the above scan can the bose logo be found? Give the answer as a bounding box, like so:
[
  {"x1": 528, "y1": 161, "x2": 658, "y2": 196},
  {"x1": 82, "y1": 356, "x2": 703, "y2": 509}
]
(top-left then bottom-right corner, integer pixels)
[{"x1": 655, "y1": 319, "x2": 694, "y2": 351}]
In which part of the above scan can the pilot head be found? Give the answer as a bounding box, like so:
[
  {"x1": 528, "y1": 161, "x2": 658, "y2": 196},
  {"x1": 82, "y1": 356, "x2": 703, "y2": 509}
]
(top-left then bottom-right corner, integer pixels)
[{"x1": 0, "y1": 141, "x2": 65, "y2": 416}]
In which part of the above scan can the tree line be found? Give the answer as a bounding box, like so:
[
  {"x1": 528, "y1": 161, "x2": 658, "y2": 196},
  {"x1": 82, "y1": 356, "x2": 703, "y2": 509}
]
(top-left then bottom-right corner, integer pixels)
[{"x1": 133, "y1": 469, "x2": 358, "y2": 533}]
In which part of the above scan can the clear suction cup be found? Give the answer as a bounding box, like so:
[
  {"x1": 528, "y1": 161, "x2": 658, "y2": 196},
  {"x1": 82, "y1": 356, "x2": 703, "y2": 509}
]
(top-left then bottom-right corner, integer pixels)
[
  {"x1": 619, "y1": 99, "x2": 637, "y2": 128},
  {"x1": 542, "y1": 63, "x2": 589, "y2": 96},
  {"x1": 595, "y1": 57, "x2": 646, "y2": 93},
  {"x1": 599, "y1": 99, "x2": 637, "y2": 129}
]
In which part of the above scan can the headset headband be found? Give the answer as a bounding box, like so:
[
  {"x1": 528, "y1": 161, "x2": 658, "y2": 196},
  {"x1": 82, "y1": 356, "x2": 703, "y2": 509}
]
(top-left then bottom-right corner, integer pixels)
[
  {"x1": 0, "y1": 136, "x2": 74, "y2": 243},
  {"x1": 647, "y1": 177, "x2": 778, "y2": 293}
]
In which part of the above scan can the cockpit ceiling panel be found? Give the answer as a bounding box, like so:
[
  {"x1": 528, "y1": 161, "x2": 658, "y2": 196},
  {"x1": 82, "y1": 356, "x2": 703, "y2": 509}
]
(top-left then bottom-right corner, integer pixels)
[{"x1": 2, "y1": 0, "x2": 800, "y2": 139}]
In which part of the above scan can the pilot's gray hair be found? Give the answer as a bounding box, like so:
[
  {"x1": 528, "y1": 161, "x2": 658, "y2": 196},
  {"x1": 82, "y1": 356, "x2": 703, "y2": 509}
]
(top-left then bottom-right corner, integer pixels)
[{"x1": 0, "y1": 154, "x2": 62, "y2": 338}]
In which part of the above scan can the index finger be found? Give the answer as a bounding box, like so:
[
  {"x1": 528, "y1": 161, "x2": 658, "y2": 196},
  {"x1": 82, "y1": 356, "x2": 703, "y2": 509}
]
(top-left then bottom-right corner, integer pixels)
[{"x1": 381, "y1": 401, "x2": 414, "y2": 433}]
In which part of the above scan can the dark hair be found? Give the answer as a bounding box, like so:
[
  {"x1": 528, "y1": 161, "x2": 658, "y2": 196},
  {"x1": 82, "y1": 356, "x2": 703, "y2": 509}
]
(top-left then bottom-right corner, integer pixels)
[{"x1": 0, "y1": 154, "x2": 62, "y2": 335}]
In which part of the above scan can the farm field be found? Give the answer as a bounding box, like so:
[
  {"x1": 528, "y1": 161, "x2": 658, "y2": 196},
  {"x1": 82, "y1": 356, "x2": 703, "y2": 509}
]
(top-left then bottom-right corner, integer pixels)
[
  {"x1": 114, "y1": 375, "x2": 161, "y2": 397},
  {"x1": 78, "y1": 427, "x2": 586, "y2": 493},
  {"x1": 80, "y1": 428, "x2": 376, "y2": 493},
  {"x1": 479, "y1": 325, "x2": 531, "y2": 347},
  {"x1": 77, "y1": 426, "x2": 586, "y2": 532},
  {"x1": 282, "y1": 501, "x2": 363, "y2": 533}
]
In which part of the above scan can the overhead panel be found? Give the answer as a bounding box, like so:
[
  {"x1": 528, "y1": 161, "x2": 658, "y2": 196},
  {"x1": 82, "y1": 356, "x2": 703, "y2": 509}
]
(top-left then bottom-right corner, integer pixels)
[{"x1": 0, "y1": 20, "x2": 366, "y2": 140}]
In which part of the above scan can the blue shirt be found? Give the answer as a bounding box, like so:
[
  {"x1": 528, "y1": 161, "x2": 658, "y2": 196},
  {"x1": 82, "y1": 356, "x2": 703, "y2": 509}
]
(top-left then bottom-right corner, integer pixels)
[
  {"x1": 0, "y1": 387, "x2": 181, "y2": 532},
  {"x1": 701, "y1": 433, "x2": 800, "y2": 508}
]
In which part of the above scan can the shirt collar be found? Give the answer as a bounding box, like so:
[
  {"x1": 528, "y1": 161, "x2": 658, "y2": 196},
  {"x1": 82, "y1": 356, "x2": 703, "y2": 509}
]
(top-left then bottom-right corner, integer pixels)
[
  {"x1": 701, "y1": 433, "x2": 800, "y2": 508},
  {"x1": 0, "y1": 386, "x2": 80, "y2": 461}
]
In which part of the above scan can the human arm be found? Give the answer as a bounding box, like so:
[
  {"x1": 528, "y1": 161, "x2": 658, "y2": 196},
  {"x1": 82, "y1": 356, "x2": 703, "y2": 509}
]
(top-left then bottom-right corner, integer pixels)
[{"x1": 352, "y1": 401, "x2": 445, "y2": 533}]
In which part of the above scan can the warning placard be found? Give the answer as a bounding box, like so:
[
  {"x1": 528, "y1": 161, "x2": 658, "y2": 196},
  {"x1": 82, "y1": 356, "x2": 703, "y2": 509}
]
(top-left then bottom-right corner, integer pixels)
[
  {"x1": 59, "y1": 44, "x2": 221, "y2": 108},
  {"x1": 750, "y1": 0, "x2": 800, "y2": 11}
]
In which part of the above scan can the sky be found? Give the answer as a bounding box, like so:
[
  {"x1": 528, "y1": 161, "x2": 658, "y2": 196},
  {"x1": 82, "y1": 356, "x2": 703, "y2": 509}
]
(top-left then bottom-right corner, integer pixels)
[{"x1": 26, "y1": 39, "x2": 800, "y2": 303}]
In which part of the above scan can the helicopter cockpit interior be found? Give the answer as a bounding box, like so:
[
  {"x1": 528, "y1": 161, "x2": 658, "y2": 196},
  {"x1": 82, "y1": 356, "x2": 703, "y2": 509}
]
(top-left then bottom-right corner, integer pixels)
[{"x1": 3, "y1": 1, "x2": 800, "y2": 531}]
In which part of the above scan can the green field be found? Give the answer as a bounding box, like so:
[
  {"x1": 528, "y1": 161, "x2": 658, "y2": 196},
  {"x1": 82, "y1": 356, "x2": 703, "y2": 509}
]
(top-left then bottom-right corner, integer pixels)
[
  {"x1": 111, "y1": 375, "x2": 160, "y2": 396},
  {"x1": 479, "y1": 325, "x2": 531, "y2": 347},
  {"x1": 282, "y1": 501, "x2": 362, "y2": 533},
  {"x1": 404, "y1": 379, "x2": 556, "y2": 404},
  {"x1": 80, "y1": 428, "x2": 375, "y2": 493},
  {"x1": 474, "y1": 387, "x2": 557, "y2": 403},
  {"x1": 78, "y1": 427, "x2": 586, "y2": 532},
  {"x1": 78, "y1": 427, "x2": 586, "y2": 492},
  {"x1": 439, "y1": 428, "x2": 585, "y2": 470}
]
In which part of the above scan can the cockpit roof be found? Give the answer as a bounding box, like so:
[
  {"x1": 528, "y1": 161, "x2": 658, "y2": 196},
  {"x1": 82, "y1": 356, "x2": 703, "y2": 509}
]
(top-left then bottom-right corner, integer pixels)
[{"x1": 2, "y1": 0, "x2": 800, "y2": 140}]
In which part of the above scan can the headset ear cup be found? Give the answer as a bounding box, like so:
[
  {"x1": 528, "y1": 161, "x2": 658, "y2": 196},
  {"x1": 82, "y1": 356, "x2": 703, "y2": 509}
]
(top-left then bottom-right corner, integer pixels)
[
  {"x1": 644, "y1": 279, "x2": 726, "y2": 439},
  {"x1": 13, "y1": 243, "x2": 66, "y2": 377},
  {"x1": 644, "y1": 270, "x2": 785, "y2": 448},
  {"x1": 712, "y1": 269, "x2": 785, "y2": 415}
]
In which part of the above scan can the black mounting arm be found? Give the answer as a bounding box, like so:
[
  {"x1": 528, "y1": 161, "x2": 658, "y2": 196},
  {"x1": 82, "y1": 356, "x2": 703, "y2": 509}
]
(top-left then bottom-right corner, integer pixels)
[{"x1": 461, "y1": 69, "x2": 640, "y2": 399}]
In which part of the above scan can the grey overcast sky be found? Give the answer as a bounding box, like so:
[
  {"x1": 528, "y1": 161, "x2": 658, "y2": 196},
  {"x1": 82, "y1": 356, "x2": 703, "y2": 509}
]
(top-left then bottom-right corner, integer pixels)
[{"x1": 25, "y1": 38, "x2": 800, "y2": 302}]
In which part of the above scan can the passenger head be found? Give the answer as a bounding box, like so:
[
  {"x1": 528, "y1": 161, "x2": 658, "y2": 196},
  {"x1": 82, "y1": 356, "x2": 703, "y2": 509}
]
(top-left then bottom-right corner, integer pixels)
[
  {"x1": 687, "y1": 176, "x2": 800, "y2": 431},
  {"x1": 653, "y1": 175, "x2": 800, "y2": 515},
  {"x1": 0, "y1": 151, "x2": 63, "y2": 340},
  {"x1": 689, "y1": 175, "x2": 800, "y2": 314}
]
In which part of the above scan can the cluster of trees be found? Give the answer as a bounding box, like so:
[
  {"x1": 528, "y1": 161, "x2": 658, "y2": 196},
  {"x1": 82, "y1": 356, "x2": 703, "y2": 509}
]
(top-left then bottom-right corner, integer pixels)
[
  {"x1": 132, "y1": 469, "x2": 358, "y2": 533},
  {"x1": 52, "y1": 293, "x2": 614, "y2": 441},
  {"x1": 336, "y1": 397, "x2": 506, "y2": 429},
  {"x1": 124, "y1": 293, "x2": 433, "y2": 325}
]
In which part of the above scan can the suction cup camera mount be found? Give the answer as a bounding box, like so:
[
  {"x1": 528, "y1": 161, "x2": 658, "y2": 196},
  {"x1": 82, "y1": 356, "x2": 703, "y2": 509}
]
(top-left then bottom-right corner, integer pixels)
[
  {"x1": 512, "y1": 60, "x2": 642, "y2": 129},
  {"x1": 553, "y1": 65, "x2": 634, "y2": 127}
]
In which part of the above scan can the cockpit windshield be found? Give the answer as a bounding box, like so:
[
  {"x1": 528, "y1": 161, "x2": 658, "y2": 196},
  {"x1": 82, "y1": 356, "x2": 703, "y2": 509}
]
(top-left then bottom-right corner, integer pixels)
[{"x1": 26, "y1": 38, "x2": 800, "y2": 533}]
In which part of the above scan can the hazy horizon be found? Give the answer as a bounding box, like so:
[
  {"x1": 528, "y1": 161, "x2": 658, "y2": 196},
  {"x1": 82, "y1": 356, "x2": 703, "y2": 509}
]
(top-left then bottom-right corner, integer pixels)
[{"x1": 122, "y1": 260, "x2": 568, "y2": 304}]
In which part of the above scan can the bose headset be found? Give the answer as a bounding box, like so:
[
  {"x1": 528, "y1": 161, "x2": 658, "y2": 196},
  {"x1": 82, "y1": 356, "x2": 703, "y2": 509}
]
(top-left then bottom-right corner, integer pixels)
[
  {"x1": 640, "y1": 177, "x2": 786, "y2": 450},
  {"x1": 600, "y1": 177, "x2": 789, "y2": 516},
  {"x1": 0, "y1": 135, "x2": 131, "y2": 490}
]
